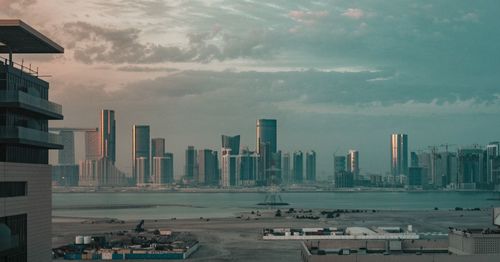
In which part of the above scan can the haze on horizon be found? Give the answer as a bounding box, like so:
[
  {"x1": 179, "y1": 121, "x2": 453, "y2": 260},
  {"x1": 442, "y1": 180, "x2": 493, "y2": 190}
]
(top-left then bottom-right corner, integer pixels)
[{"x1": 1, "y1": 0, "x2": 499, "y2": 179}]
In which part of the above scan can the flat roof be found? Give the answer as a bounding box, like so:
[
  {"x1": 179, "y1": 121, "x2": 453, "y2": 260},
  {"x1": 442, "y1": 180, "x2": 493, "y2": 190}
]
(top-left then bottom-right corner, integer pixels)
[{"x1": 0, "y1": 19, "x2": 63, "y2": 53}]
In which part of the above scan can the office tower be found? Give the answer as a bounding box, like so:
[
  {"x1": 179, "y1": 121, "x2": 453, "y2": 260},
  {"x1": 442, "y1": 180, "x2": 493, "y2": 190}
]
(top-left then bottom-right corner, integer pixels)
[
  {"x1": 184, "y1": 145, "x2": 198, "y2": 183},
  {"x1": 135, "y1": 157, "x2": 148, "y2": 185},
  {"x1": 306, "y1": 150, "x2": 316, "y2": 182},
  {"x1": 486, "y1": 142, "x2": 500, "y2": 184},
  {"x1": 347, "y1": 150, "x2": 359, "y2": 179},
  {"x1": 334, "y1": 155, "x2": 347, "y2": 175},
  {"x1": 85, "y1": 129, "x2": 101, "y2": 160},
  {"x1": 198, "y1": 149, "x2": 218, "y2": 185},
  {"x1": 133, "y1": 125, "x2": 150, "y2": 184},
  {"x1": 335, "y1": 171, "x2": 354, "y2": 188},
  {"x1": 165, "y1": 152, "x2": 174, "y2": 183},
  {"x1": 390, "y1": 133, "x2": 408, "y2": 176},
  {"x1": 79, "y1": 158, "x2": 127, "y2": 187},
  {"x1": 100, "y1": 109, "x2": 116, "y2": 163},
  {"x1": 222, "y1": 135, "x2": 240, "y2": 155},
  {"x1": 58, "y1": 130, "x2": 75, "y2": 164},
  {"x1": 221, "y1": 148, "x2": 237, "y2": 187},
  {"x1": 457, "y1": 148, "x2": 486, "y2": 189},
  {"x1": 293, "y1": 151, "x2": 304, "y2": 183},
  {"x1": 282, "y1": 153, "x2": 291, "y2": 184},
  {"x1": 237, "y1": 149, "x2": 259, "y2": 186},
  {"x1": 408, "y1": 167, "x2": 424, "y2": 188},
  {"x1": 0, "y1": 20, "x2": 63, "y2": 262},
  {"x1": 410, "y1": 151, "x2": 419, "y2": 167},
  {"x1": 152, "y1": 156, "x2": 173, "y2": 184},
  {"x1": 151, "y1": 138, "x2": 165, "y2": 182},
  {"x1": 151, "y1": 138, "x2": 165, "y2": 158},
  {"x1": 256, "y1": 119, "x2": 277, "y2": 154}
]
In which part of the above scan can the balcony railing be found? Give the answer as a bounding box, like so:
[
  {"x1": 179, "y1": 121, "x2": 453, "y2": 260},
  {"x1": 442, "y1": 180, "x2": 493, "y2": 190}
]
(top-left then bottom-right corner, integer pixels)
[
  {"x1": 0, "y1": 126, "x2": 62, "y2": 148},
  {"x1": 0, "y1": 90, "x2": 62, "y2": 118}
]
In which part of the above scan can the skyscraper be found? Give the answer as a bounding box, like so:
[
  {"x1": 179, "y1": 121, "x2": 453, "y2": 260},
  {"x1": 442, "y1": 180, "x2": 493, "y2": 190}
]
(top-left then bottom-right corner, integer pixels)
[
  {"x1": 152, "y1": 156, "x2": 172, "y2": 185},
  {"x1": 334, "y1": 155, "x2": 347, "y2": 175},
  {"x1": 151, "y1": 138, "x2": 165, "y2": 158},
  {"x1": 198, "y1": 149, "x2": 218, "y2": 185},
  {"x1": 282, "y1": 153, "x2": 291, "y2": 184},
  {"x1": 85, "y1": 129, "x2": 101, "y2": 160},
  {"x1": 0, "y1": 20, "x2": 64, "y2": 262},
  {"x1": 293, "y1": 151, "x2": 304, "y2": 183},
  {"x1": 222, "y1": 135, "x2": 240, "y2": 155},
  {"x1": 306, "y1": 150, "x2": 316, "y2": 182},
  {"x1": 58, "y1": 130, "x2": 75, "y2": 164},
  {"x1": 100, "y1": 109, "x2": 116, "y2": 163},
  {"x1": 237, "y1": 149, "x2": 259, "y2": 186},
  {"x1": 221, "y1": 148, "x2": 237, "y2": 187},
  {"x1": 347, "y1": 150, "x2": 360, "y2": 179},
  {"x1": 184, "y1": 145, "x2": 198, "y2": 183},
  {"x1": 390, "y1": 133, "x2": 408, "y2": 176},
  {"x1": 165, "y1": 152, "x2": 175, "y2": 183},
  {"x1": 256, "y1": 119, "x2": 277, "y2": 154},
  {"x1": 133, "y1": 125, "x2": 150, "y2": 184},
  {"x1": 486, "y1": 142, "x2": 500, "y2": 184}
]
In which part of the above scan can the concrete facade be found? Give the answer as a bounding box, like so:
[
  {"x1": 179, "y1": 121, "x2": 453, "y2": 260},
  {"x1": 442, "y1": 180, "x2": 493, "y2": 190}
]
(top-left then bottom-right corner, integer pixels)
[{"x1": 0, "y1": 162, "x2": 52, "y2": 262}]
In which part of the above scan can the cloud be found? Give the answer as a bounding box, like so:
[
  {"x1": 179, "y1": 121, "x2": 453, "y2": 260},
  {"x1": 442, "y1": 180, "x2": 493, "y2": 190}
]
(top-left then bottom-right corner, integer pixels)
[
  {"x1": 342, "y1": 8, "x2": 365, "y2": 19},
  {"x1": 0, "y1": 0, "x2": 36, "y2": 16},
  {"x1": 61, "y1": 21, "x2": 277, "y2": 64}
]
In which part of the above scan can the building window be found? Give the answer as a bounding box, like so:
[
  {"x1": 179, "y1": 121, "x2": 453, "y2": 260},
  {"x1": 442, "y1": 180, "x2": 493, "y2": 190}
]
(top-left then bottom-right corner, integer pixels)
[
  {"x1": 0, "y1": 182, "x2": 27, "y2": 198},
  {"x1": 0, "y1": 214, "x2": 27, "y2": 262}
]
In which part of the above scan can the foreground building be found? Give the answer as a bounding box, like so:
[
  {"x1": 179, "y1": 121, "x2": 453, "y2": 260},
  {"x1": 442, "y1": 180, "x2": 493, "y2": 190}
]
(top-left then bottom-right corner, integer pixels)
[{"x1": 0, "y1": 19, "x2": 64, "y2": 262}]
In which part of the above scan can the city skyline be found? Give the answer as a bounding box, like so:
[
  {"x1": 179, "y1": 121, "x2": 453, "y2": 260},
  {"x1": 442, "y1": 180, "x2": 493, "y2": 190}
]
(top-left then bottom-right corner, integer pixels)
[{"x1": 3, "y1": 1, "x2": 497, "y2": 177}]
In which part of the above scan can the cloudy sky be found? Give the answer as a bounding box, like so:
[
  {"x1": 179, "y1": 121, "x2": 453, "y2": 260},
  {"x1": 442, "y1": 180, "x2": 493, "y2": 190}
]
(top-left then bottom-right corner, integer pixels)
[{"x1": 2, "y1": 0, "x2": 500, "y2": 179}]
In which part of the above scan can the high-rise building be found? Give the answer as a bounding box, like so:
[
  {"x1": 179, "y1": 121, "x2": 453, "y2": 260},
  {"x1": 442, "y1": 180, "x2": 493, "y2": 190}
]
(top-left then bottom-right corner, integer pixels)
[
  {"x1": 236, "y1": 149, "x2": 259, "y2": 186},
  {"x1": 79, "y1": 158, "x2": 128, "y2": 187},
  {"x1": 334, "y1": 155, "x2": 347, "y2": 175},
  {"x1": 408, "y1": 167, "x2": 424, "y2": 188},
  {"x1": 222, "y1": 135, "x2": 240, "y2": 155},
  {"x1": 282, "y1": 153, "x2": 291, "y2": 184},
  {"x1": 58, "y1": 130, "x2": 75, "y2": 164},
  {"x1": 165, "y1": 152, "x2": 175, "y2": 183},
  {"x1": 85, "y1": 129, "x2": 101, "y2": 160},
  {"x1": 221, "y1": 148, "x2": 237, "y2": 187},
  {"x1": 306, "y1": 150, "x2": 316, "y2": 182},
  {"x1": 347, "y1": 150, "x2": 359, "y2": 179},
  {"x1": 457, "y1": 148, "x2": 486, "y2": 189},
  {"x1": 0, "y1": 20, "x2": 64, "y2": 262},
  {"x1": 256, "y1": 119, "x2": 277, "y2": 154},
  {"x1": 151, "y1": 138, "x2": 166, "y2": 182},
  {"x1": 133, "y1": 125, "x2": 150, "y2": 184},
  {"x1": 100, "y1": 109, "x2": 115, "y2": 163},
  {"x1": 390, "y1": 133, "x2": 408, "y2": 176},
  {"x1": 198, "y1": 149, "x2": 219, "y2": 185},
  {"x1": 293, "y1": 151, "x2": 304, "y2": 183},
  {"x1": 486, "y1": 142, "x2": 500, "y2": 184},
  {"x1": 184, "y1": 145, "x2": 198, "y2": 183},
  {"x1": 152, "y1": 156, "x2": 173, "y2": 184},
  {"x1": 151, "y1": 138, "x2": 165, "y2": 158}
]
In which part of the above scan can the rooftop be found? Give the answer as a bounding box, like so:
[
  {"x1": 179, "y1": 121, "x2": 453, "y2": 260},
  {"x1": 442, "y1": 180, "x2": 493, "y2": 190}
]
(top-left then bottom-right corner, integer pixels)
[{"x1": 0, "y1": 19, "x2": 63, "y2": 53}]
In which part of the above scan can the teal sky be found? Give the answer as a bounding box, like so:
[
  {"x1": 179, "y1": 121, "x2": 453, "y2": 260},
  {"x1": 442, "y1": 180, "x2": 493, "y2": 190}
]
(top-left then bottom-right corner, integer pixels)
[{"x1": 1, "y1": 0, "x2": 499, "y2": 178}]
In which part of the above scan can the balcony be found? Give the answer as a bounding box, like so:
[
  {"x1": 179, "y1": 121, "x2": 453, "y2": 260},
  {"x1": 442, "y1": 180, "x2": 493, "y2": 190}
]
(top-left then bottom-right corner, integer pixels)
[
  {"x1": 0, "y1": 126, "x2": 62, "y2": 149},
  {"x1": 0, "y1": 90, "x2": 63, "y2": 119}
]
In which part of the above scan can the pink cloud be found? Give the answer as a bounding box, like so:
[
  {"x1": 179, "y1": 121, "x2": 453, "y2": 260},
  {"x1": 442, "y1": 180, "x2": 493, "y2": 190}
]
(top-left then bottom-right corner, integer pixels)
[
  {"x1": 342, "y1": 8, "x2": 364, "y2": 19},
  {"x1": 288, "y1": 10, "x2": 329, "y2": 22}
]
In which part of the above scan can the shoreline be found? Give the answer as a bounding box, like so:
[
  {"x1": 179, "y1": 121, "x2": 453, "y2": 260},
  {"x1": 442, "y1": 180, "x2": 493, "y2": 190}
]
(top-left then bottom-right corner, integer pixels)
[{"x1": 52, "y1": 186, "x2": 500, "y2": 194}]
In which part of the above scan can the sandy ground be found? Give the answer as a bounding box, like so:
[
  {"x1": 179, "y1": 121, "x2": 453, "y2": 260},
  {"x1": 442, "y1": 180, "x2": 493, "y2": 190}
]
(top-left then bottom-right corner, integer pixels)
[{"x1": 52, "y1": 209, "x2": 494, "y2": 261}]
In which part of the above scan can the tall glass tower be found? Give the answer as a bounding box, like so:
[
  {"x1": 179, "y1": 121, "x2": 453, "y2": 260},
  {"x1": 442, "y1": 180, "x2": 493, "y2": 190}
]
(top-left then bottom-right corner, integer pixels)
[
  {"x1": 221, "y1": 135, "x2": 240, "y2": 155},
  {"x1": 100, "y1": 109, "x2": 115, "y2": 163},
  {"x1": 390, "y1": 133, "x2": 408, "y2": 176},
  {"x1": 256, "y1": 119, "x2": 277, "y2": 154},
  {"x1": 133, "y1": 125, "x2": 150, "y2": 184}
]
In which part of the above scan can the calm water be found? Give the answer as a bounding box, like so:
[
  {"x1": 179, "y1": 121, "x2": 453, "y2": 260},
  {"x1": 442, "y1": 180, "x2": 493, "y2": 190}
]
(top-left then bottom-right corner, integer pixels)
[{"x1": 52, "y1": 191, "x2": 500, "y2": 220}]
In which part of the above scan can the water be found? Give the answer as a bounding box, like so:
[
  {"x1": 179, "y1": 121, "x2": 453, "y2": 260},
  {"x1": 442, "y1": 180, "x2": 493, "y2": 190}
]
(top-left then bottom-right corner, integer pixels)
[{"x1": 52, "y1": 191, "x2": 500, "y2": 220}]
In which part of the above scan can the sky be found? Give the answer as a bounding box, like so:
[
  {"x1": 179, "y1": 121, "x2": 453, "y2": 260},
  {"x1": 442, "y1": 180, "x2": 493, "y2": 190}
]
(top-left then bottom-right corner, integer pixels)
[{"x1": 1, "y1": 0, "x2": 500, "y2": 179}]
